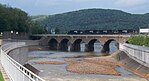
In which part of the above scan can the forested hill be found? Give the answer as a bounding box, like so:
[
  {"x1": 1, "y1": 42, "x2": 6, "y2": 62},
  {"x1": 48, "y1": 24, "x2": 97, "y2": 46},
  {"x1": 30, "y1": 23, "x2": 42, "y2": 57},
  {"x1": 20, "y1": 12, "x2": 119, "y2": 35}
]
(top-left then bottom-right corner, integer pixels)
[{"x1": 35, "y1": 9, "x2": 149, "y2": 33}]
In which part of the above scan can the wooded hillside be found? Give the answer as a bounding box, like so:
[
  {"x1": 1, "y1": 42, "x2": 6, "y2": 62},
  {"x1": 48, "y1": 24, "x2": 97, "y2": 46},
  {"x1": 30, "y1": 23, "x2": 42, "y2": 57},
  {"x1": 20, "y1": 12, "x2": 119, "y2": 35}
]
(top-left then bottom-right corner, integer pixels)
[{"x1": 35, "y1": 9, "x2": 149, "y2": 33}]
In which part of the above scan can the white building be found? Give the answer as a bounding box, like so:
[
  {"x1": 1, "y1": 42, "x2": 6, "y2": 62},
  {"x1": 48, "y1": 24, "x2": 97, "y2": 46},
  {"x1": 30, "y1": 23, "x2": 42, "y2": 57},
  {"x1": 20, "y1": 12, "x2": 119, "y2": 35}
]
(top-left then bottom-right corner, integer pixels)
[{"x1": 139, "y1": 28, "x2": 149, "y2": 34}]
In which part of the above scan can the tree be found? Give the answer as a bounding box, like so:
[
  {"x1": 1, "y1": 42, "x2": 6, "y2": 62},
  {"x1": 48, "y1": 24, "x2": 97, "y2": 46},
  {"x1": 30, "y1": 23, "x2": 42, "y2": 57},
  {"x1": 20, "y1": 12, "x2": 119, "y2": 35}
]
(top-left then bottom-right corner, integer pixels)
[
  {"x1": 29, "y1": 21, "x2": 44, "y2": 34},
  {"x1": 55, "y1": 27, "x2": 60, "y2": 34},
  {"x1": 0, "y1": 4, "x2": 44, "y2": 34},
  {"x1": 128, "y1": 35, "x2": 149, "y2": 46}
]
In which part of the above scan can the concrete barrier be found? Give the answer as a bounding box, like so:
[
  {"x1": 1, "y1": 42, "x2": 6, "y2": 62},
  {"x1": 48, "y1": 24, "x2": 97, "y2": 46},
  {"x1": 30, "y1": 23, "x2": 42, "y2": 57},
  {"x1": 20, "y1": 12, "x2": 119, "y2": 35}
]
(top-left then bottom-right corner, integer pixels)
[
  {"x1": 0, "y1": 42, "x2": 45, "y2": 81},
  {"x1": 120, "y1": 43, "x2": 149, "y2": 68}
]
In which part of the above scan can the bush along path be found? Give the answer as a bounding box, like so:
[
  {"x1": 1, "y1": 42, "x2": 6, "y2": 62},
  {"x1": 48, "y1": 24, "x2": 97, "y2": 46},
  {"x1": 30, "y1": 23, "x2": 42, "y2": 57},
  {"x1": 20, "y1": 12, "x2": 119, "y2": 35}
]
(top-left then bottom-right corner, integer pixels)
[
  {"x1": 128, "y1": 35, "x2": 149, "y2": 47},
  {"x1": 0, "y1": 71, "x2": 4, "y2": 81}
]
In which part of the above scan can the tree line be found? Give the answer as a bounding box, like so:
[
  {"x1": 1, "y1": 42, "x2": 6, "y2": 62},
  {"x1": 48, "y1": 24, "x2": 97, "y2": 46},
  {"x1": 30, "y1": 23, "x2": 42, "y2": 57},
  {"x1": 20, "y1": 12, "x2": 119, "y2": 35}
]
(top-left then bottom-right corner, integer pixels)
[{"x1": 0, "y1": 4, "x2": 44, "y2": 34}]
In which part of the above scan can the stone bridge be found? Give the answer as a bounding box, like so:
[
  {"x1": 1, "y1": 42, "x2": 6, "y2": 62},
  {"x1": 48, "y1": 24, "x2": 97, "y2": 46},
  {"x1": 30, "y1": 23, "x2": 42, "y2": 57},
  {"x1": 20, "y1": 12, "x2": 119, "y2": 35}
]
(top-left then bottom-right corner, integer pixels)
[{"x1": 34, "y1": 34, "x2": 130, "y2": 53}]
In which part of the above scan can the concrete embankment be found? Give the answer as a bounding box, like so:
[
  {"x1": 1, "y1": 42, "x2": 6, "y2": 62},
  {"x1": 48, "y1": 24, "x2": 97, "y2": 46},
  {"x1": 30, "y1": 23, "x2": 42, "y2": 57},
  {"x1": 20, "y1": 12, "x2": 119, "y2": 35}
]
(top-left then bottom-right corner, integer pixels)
[
  {"x1": 113, "y1": 50, "x2": 149, "y2": 80},
  {"x1": 8, "y1": 45, "x2": 49, "y2": 64}
]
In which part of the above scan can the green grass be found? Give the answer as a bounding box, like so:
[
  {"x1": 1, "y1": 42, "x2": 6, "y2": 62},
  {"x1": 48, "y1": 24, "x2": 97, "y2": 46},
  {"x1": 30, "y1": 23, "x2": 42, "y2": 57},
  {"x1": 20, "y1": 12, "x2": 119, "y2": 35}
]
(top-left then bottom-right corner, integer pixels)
[{"x1": 0, "y1": 71, "x2": 4, "y2": 81}]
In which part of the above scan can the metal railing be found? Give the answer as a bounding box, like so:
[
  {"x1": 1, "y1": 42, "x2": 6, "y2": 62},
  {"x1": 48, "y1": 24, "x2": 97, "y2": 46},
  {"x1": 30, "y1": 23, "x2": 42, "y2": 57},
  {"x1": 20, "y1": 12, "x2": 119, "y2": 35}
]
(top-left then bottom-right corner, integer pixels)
[
  {"x1": 0, "y1": 42, "x2": 45, "y2": 81},
  {"x1": 120, "y1": 43, "x2": 149, "y2": 67}
]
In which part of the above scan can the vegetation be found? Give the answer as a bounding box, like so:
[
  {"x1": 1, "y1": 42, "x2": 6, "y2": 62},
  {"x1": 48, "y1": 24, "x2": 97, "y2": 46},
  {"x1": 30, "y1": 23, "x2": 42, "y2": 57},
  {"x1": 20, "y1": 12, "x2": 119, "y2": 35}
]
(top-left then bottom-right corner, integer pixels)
[
  {"x1": 34, "y1": 9, "x2": 149, "y2": 33},
  {"x1": 128, "y1": 35, "x2": 149, "y2": 46},
  {"x1": 0, "y1": 71, "x2": 4, "y2": 81},
  {"x1": 0, "y1": 4, "x2": 44, "y2": 34},
  {"x1": 31, "y1": 15, "x2": 48, "y2": 21}
]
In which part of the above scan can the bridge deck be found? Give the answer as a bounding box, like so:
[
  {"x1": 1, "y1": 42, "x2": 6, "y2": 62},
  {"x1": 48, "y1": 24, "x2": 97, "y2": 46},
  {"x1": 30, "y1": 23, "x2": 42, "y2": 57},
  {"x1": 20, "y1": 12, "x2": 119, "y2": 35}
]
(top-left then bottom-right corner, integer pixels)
[{"x1": 33, "y1": 34, "x2": 131, "y2": 37}]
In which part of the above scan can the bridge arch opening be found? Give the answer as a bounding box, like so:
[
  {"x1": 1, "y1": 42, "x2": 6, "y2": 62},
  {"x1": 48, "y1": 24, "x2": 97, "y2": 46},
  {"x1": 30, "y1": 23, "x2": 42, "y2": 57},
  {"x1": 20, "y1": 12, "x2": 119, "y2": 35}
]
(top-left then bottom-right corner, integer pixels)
[
  {"x1": 70, "y1": 39, "x2": 84, "y2": 52},
  {"x1": 59, "y1": 39, "x2": 69, "y2": 51},
  {"x1": 87, "y1": 39, "x2": 102, "y2": 52},
  {"x1": 48, "y1": 38, "x2": 58, "y2": 50},
  {"x1": 101, "y1": 39, "x2": 118, "y2": 53}
]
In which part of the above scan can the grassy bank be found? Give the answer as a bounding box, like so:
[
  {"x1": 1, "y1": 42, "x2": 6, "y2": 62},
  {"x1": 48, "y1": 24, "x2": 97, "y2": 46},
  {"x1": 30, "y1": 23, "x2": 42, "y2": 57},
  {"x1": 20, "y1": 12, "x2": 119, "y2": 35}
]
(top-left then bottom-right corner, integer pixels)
[{"x1": 0, "y1": 71, "x2": 4, "y2": 81}]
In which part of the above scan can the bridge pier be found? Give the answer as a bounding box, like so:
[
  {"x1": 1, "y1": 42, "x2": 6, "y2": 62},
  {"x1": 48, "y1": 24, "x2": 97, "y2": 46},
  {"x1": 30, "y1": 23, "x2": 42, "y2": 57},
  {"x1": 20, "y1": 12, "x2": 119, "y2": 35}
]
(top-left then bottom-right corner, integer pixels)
[
  {"x1": 69, "y1": 44, "x2": 74, "y2": 52},
  {"x1": 84, "y1": 44, "x2": 89, "y2": 52},
  {"x1": 101, "y1": 44, "x2": 109, "y2": 53},
  {"x1": 85, "y1": 44, "x2": 94, "y2": 52},
  {"x1": 70, "y1": 43, "x2": 81, "y2": 52}
]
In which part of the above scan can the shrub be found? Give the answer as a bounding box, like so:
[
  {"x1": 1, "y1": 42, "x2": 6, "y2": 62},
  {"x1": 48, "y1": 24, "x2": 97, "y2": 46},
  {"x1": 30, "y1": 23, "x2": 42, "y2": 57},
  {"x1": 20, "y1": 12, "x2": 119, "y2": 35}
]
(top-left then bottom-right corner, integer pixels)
[{"x1": 128, "y1": 35, "x2": 149, "y2": 46}]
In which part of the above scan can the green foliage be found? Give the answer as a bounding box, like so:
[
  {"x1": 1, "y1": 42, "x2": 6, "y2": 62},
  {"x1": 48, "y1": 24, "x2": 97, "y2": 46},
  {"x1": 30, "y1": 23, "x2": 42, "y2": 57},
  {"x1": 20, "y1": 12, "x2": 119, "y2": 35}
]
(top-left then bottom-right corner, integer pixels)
[
  {"x1": 0, "y1": 71, "x2": 4, "y2": 81},
  {"x1": 34, "y1": 9, "x2": 149, "y2": 33},
  {"x1": 31, "y1": 15, "x2": 48, "y2": 21},
  {"x1": 55, "y1": 27, "x2": 60, "y2": 34},
  {"x1": 0, "y1": 4, "x2": 44, "y2": 34},
  {"x1": 128, "y1": 35, "x2": 149, "y2": 46},
  {"x1": 29, "y1": 21, "x2": 44, "y2": 34},
  {"x1": 0, "y1": 4, "x2": 29, "y2": 32}
]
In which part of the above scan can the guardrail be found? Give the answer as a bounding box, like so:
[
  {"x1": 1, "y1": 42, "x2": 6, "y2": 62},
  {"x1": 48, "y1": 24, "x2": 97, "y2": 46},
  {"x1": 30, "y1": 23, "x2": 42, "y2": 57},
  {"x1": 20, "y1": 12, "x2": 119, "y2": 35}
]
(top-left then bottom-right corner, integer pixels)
[
  {"x1": 120, "y1": 43, "x2": 149, "y2": 68},
  {"x1": 0, "y1": 42, "x2": 45, "y2": 81}
]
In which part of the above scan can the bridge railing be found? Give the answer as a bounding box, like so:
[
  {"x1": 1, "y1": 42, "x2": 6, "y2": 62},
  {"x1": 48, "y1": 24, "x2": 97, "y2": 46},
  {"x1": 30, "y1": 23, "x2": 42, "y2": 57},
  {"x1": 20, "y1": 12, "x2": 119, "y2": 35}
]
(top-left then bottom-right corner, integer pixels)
[
  {"x1": 0, "y1": 42, "x2": 45, "y2": 81},
  {"x1": 120, "y1": 43, "x2": 149, "y2": 67}
]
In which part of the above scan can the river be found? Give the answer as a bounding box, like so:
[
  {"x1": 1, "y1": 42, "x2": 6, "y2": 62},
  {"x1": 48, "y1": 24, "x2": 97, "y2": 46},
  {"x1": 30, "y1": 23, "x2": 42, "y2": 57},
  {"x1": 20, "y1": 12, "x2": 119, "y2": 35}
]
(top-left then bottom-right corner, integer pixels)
[{"x1": 27, "y1": 41, "x2": 147, "y2": 81}]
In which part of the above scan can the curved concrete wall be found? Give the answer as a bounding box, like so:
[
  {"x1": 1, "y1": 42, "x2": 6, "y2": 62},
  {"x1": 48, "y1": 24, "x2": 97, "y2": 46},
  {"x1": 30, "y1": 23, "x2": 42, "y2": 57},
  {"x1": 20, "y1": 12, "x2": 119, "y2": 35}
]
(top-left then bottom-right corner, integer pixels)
[
  {"x1": 8, "y1": 47, "x2": 29, "y2": 65},
  {"x1": 8, "y1": 45, "x2": 49, "y2": 65},
  {"x1": 0, "y1": 41, "x2": 45, "y2": 81},
  {"x1": 120, "y1": 43, "x2": 149, "y2": 68}
]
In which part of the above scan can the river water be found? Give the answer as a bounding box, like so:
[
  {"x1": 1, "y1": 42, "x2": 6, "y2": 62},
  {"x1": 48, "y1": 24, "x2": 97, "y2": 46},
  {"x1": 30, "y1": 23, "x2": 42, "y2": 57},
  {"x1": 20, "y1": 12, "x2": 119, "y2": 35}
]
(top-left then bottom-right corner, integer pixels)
[{"x1": 27, "y1": 41, "x2": 147, "y2": 81}]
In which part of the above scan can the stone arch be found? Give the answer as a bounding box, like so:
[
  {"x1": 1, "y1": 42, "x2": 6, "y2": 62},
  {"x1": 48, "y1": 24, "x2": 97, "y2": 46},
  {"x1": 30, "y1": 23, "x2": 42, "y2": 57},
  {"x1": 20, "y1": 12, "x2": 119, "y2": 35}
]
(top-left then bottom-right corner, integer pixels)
[
  {"x1": 48, "y1": 38, "x2": 58, "y2": 50},
  {"x1": 86, "y1": 39, "x2": 100, "y2": 52},
  {"x1": 70, "y1": 39, "x2": 83, "y2": 52},
  {"x1": 126, "y1": 41, "x2": 129, "y2": 43},
  {"x1": 101, "y1": 39, "x2": 118, "y2": 53},
  {"x1": 59, "y1": 39, "x2": 69, "y2": 51}
]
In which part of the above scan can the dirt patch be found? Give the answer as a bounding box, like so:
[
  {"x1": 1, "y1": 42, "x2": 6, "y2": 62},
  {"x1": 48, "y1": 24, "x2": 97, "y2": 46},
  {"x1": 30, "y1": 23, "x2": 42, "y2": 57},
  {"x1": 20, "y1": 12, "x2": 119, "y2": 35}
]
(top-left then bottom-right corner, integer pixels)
[
  {"x1": 35, "y1": 60, "x2": 65, "y2": 65},
  {"x1": 65, "y1": 56, "x2": 120, "y2": 75},
  {"x1": 82, "y1": 56, "x2": 118, "y2": 66},
  {"x1": 66, "y1": 61, "x2": 120, "y2": 75}
]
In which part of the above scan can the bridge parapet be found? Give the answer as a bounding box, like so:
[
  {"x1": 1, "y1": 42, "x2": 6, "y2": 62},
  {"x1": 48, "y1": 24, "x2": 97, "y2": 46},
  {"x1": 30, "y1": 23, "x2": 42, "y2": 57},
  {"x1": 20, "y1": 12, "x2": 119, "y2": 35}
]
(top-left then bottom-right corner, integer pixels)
[{"x1": 120, "y1": 43, "x2": 149, "y2": 68}]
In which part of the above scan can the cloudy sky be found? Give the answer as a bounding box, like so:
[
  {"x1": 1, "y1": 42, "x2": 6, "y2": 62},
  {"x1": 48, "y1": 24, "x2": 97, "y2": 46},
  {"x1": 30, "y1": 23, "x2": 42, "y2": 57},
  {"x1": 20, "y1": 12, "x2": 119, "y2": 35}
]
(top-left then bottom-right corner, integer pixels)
[{"x1": 0, "y1": 0, "x2": 149, "y2": 15}]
